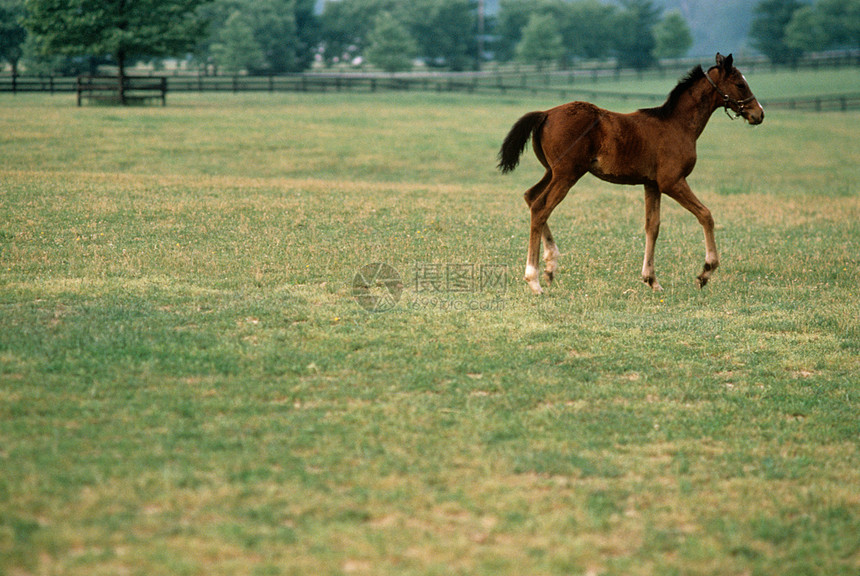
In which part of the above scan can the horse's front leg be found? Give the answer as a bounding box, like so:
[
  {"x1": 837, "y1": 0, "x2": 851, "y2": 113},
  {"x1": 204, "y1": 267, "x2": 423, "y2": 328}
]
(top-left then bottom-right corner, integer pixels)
[
  {"x1": 641, "y1": 183, "x2": 663, "y2": 291},
  {"x1": 663, "y1": 178, "x2": 720, "y2": 288}
]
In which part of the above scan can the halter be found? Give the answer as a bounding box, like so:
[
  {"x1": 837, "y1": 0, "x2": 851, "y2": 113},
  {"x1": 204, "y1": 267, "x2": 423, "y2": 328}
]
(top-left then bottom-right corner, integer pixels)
[{"x1": 705, "y1": 71, "x2": 757, "y2": 120}]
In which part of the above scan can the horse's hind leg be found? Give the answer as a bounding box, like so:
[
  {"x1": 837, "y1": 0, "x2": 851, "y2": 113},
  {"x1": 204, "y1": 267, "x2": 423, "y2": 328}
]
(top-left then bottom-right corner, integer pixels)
[
  {"x1": 524, "y1": 172, "x2": 584, "y2": 294},
  {"x1": 523, "y1": 170, "x2": 552, "y2": 207},
  {"x1": 542, "y1": 224, "x2": 560, "y2": 283},
  {"x1": 523, "y1": 171, "x2": 552, "y2": 293},
  {"x1": 641, "y1": 183, "x2": 663, "y2": 291},
  {"x1": 524, "y1": 169, "x2": 562, "y2": 285}
]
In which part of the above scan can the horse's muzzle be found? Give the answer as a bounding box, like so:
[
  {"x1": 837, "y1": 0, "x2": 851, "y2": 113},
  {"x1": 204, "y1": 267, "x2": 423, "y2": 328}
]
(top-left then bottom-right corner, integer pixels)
[{"x1": 745, "y1": 105, "x2": 764, "y2": 125}]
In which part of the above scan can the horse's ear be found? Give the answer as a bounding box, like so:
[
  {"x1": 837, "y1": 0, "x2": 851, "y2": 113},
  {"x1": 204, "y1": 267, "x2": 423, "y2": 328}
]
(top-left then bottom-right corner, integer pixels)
[
  {"x1": 724, "y1": 53, "x2": 734, "y2": 70},
  {"x1": 715, "y1": 53, "x2": 724, "y2": 67}
]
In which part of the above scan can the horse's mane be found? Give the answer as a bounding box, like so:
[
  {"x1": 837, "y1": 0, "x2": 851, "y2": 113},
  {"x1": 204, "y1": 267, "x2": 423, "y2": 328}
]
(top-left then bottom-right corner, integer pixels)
[{"x1": 639, "y1": 65, "x2": 706, "y2": 118}]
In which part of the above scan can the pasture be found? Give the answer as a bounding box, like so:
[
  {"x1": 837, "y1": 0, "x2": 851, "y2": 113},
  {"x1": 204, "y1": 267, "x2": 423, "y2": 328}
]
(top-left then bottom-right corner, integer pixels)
[{"x1": 1, "y1": 66, "x2": 858, "y2": 575}]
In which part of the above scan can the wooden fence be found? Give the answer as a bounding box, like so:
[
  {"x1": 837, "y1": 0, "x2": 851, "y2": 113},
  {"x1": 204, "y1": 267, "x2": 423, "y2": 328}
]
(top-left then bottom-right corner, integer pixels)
[
  {"x1": 76, "y1": 75, "x2": 167, "y2": 106},
  {"x1": 1, "y1": 65, "x2": 859, "y2": 112},
  {"x1": 764, "y1": 93, "x2": 860, "y2": 112}
]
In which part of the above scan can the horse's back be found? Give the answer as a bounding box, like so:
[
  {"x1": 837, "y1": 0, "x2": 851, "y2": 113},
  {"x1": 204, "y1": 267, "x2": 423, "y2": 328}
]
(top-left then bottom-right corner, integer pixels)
[
  {"x1": 546, "y1": 101, "x2": 603, "y2": 125},
  {"x1": 538, "y1": 102, "x2": 604, "y2": 175},
  {"x1": 543, "y1": 101, "x2": 660, "y2": 185}
]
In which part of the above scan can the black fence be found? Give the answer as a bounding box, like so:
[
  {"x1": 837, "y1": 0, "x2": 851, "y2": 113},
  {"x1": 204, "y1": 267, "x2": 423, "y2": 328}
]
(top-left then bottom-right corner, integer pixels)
[
  {"x1": 763, "y1": 94, "x2": 860, "y2": 112},
  {"x1": 2, "y1": 54, "x2": 859, "y2": 111},
  {"x1": 76, "y1": 75, "x2": 167, "y2": 106}
]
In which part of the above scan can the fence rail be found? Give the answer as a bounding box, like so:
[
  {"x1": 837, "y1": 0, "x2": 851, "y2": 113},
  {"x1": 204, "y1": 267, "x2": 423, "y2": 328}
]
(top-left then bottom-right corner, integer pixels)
[
  {"x1": 1, "y1": 69, "x2": 859, "y2": 112},
  {"x1": 761, "y1": 93, "x2": 860, "y2": 112},
  {"x1": 0, "y1": 75, "x2": 76, "y2": 93},
  {"x1": 76, "y1": 75, "x2": 167, "y2": 106}
]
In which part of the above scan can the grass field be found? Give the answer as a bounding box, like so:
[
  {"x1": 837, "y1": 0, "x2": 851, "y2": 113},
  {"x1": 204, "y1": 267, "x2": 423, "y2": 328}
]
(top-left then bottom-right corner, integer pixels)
[{"x1": 1, "y1": 65, "x2": 859, "y2": 576}]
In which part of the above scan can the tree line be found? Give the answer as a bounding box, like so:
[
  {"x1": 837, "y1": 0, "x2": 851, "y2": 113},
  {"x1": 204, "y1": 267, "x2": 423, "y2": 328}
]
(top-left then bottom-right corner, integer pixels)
[
  {"x1": 751, "y1": 0, "x2": 859, "y2": 64},
  {"x1": 0, "y1": 0, "x2": 858, "y2": 78}
]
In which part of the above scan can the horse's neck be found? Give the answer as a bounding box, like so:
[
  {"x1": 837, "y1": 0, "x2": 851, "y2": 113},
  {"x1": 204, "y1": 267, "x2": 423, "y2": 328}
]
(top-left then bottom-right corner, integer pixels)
[{"x1": 677, "y1": 81, "x2": 720, "y2": 139}]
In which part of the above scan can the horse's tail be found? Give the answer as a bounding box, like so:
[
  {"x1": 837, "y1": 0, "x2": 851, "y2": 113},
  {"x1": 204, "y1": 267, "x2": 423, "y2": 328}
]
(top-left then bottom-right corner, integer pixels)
[{"x1": 497, "y1": 111, "x2": 547, "y2": 174}]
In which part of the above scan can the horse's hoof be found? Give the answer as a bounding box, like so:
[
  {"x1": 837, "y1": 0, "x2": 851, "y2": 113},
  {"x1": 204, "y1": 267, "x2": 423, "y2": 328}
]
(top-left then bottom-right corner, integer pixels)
[
  {"x1": 543, "y1": 270, "x2": 554, "y2": 284},
  {"x1": 642, "y1": 276, "x2": 663, "y2": 291},
  {"x1": 696, "y1": 276, "x2": 709, "y2": 288}
]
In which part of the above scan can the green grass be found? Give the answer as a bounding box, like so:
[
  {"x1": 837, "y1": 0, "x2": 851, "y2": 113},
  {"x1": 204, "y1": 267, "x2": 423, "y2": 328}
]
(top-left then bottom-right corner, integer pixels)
[{"x1": 1, "y1": 67, "x2": 859, "y2": 576}]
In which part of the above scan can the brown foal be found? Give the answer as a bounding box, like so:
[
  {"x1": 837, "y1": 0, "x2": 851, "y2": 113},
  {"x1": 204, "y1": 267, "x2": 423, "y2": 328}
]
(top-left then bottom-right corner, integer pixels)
[{"x1": 499, "y1": 53, "x2": 764, "y2": 294}]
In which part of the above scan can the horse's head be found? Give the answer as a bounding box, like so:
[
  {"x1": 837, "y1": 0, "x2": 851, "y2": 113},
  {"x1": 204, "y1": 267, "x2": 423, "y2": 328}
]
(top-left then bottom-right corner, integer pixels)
[{"x1": 708, "y1": 53, "x2": 764, "y2": 125}]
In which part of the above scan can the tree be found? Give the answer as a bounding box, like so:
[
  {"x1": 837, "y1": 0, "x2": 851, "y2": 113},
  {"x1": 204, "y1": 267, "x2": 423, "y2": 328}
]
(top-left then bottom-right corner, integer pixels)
[
  {"x1": 401, "y1": 0, "x2": 478, "y2": 71},
  {"x1": 495, "y1": 0, "x2": 540, "y2": 62},
  {"x1": 365, "y1": 11, "x2": 416, "y2": 72},
  {"x1": 291, "y1": 0, "x2": 320, "y2": 72},
  {"x1": 203, "y1": 0, "x2": 318, "y2": 74},
  {"x1": 246, "y1": 0, "x2": 299, "y2": 74},
  {"x1": 516, "y1": 12, "x2": 564, "y2": 68},
  {"x1": 320, "y1": 0, "x2": 399, "y2": 65},
  {"x1": 565, "y1": 0, "x2": 617, "y2": 60},
  {"x1": 786, "y1": 0, "x2": 860, "y2": 52},
  {"x1": 0, "y1": 0, "x2": 26, "y2": 76},
  {"x1": 24, "y1": 0, "x2": 210, "y2": 103},
  {"x1": 321, "y1": 0, "x2": 478, "y2": 71},
  {"x1": 750, "y1": 0, "x2": 804, "y2": 64},
  {"x1": 497, "y1": 0, "x2": 618, "y2": 64},
  {"x1": 817, "y1": 0, "x2": 860, "y2": 48},
  {"x1": 784, "y1": 5, "x2": 828, "y2": 53},
  {"x1": 612, "y1": 0, "x2": 661, "y2": 70},
  {"x1": 210, "y1": 10, "x2": 263, "y2": 73},
  {"x1": 652, "y1": 10, "x2": 692, "y2": 59}
]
